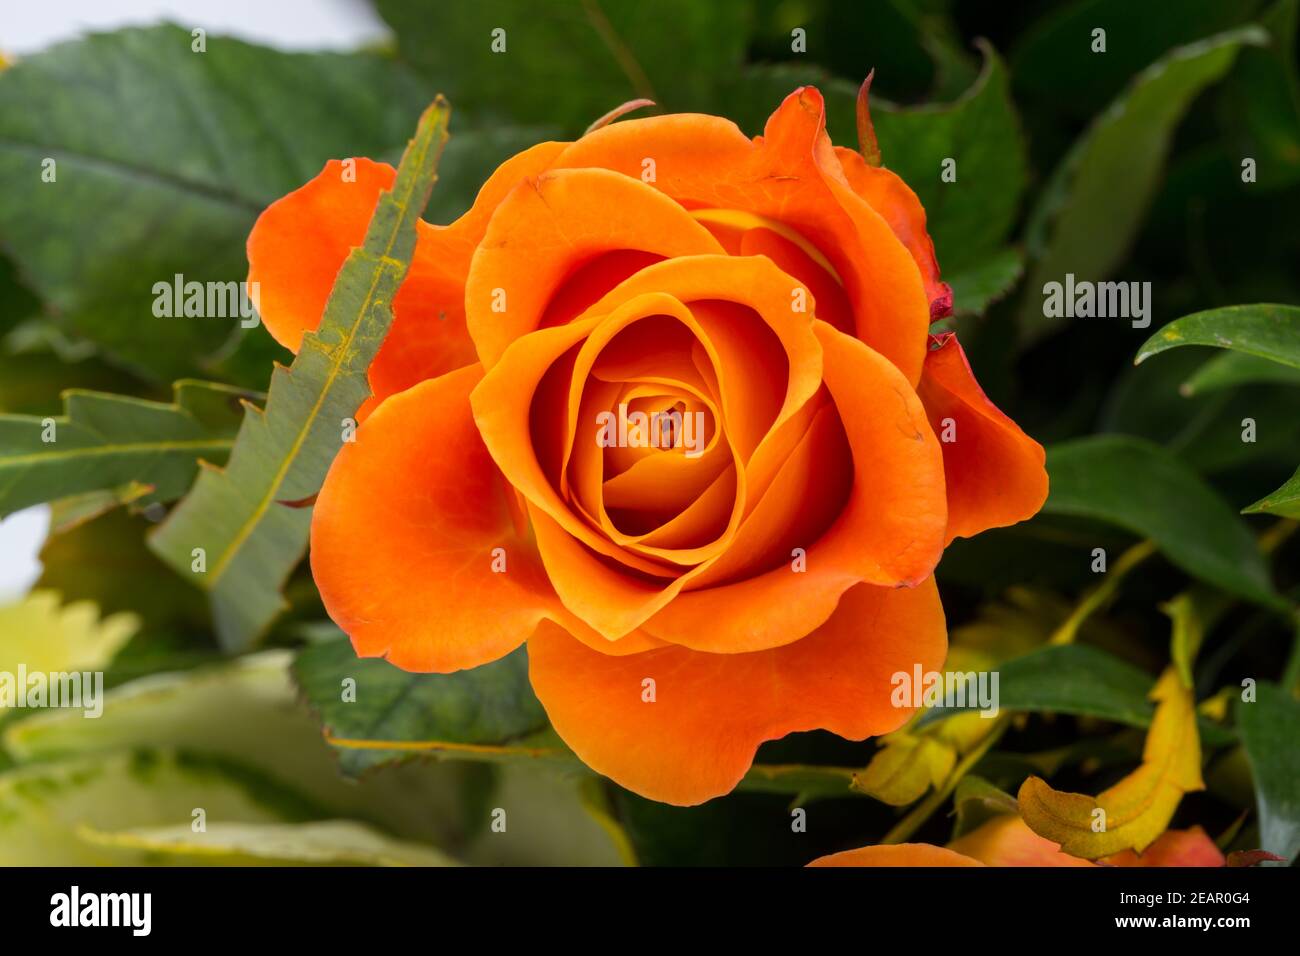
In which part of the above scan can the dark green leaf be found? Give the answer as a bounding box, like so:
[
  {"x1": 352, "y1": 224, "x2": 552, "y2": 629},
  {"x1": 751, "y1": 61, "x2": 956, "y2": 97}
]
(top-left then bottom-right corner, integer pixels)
[
  {"x1": 869, "y1": 42, "x2": 1027, "y2": 275},
  {"x1": 1011, "y1": 0, "x2": 1266, "y2": 121},
  {"x1": 1020, "y1": 28, "x2": 1266, "y2": 342},
  {"x1": 0, "y1": 25, "x2": 431, "y2": 379},
  {"x1": 1135, "y1": 303, "x2": 1300, "y2": 369},
  {"x1": 1221, "y1": 0, "x2": 1300, "y2": 191},
  {"x1": 292, "y1": 640, "x2": 548, "y2": 776},
  {"x1": 1244, "y1": 464, "x2": 1300, "y2": 518},
  {"x1": 148, "y1": 101, "x2": 450, "y2": 651},
  {"x1": 1181, "y1": 350, "x2": 1300, "y2": 396},
  {"x1": 918, "y1": 644, "x2": 1156, "y2": 729},
  {"x1": 375, "y1": 0, "x2": 751, "y2": 133},
  {"x1": 946, "y1": 246, "x2": 1024, "y2": 317},
  {"x1": 1043, "y1": 435, "x2": 1284, "y2": 608},
  {"x1": 1237, "y1": 681, "x2": 1300, "y2": 863}
]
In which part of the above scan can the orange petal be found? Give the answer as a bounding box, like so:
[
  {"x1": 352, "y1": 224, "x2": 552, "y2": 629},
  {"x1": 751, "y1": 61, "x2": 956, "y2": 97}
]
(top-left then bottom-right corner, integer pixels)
[
  {"x1": 836, "y1": 145, "x2": 952, "y2": 320},
  {"x1": 311, "y1": 365, "x2": 563, "y2": 672},
  {"x1": 808, "y1": 844, "x2": 983, "y2": 867},
  {"x1": 947, "y1": 815, "x2": 1095, "y2": 867},
  {"x1": 916, "y1": 333, "x2": 1048, "y2": 543},
  {"x1": 643, "y1": 321, "x2": 946, "y2": 653},
  {"x1": 1103, "y1": 827, "x2": 1225, "y2": 867},
  {"x1": 552, "y1": 89, "x2": 932, "y2": 383},
  {"x1": 528, "y1": 577, "x2": 947, "y2": 805},
  {"x1": 464, "y1": 168, "x2": 725, "y2": 368}
]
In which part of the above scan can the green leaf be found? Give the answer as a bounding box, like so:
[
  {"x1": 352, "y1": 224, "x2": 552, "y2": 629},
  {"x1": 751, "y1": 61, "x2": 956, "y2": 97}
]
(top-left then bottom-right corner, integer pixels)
[
  {"x1": 918, "y1": 644, "x2": 1156, "y2": 729},
  {"x1": 293, "y1": 638, "x2": 865, "y2": 799},
  {"x1": 374, "y1": 0, "x2": 751, "y2": 133},
  {"x1": 1136, "y1": 304, "x2": 1300, "y2": 370},
  {"x1": 1237, "y1": 681, "x2": 1300, "y2": 863},
  {"x1": 1020, "y1": 28, "x2": 1267, "y2": 342},
  {"x1": 945, "y1": 247, "x2": 1025, "y2": 317},
  {"x1": 1011, "y1": 0, "x2": 1267, "y2": 122},
  {"x1": 0, "y1": 25, "x2": 431, "y2": 380},
  {"x1": 292, "y1": 640, "x2": 549, "y2": 776},
  {"x1": 0, "y1": 749, "x2": 318, "y2": 865},
  {"x1": 78, "y1": 820, "x2": 457, "y2": 867},
  {"x1": 917, "y1": 643, "x2": 1234, "y2": 746},
  {"x1": 0, "y1": 379, "x2": 250, "y2": 520},
  {"x1": 1102, "y1": 347, "x2": 1300, "y2": 475},
  {"x1": 1180, "y1": 350, "x2": 1300, "y2": 396},
  {"x1": 869, "y1": 42, "x2": 1027, "y2": 276},
  {"x1": 1245, "y1": 464, "x2": 1300, "y2": 518},
  {"x1": 1042, "y1": 435, "x2": 1284, "y2": 609},
  {"x1": 147, "y1": 100, "x2": 451, "y2": 651}
]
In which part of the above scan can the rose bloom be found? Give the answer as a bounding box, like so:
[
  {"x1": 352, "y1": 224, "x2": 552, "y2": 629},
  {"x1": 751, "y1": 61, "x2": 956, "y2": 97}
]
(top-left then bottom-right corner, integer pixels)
[{"x1": 247, "y1": 88, "x2": 1048, "y2": 805}]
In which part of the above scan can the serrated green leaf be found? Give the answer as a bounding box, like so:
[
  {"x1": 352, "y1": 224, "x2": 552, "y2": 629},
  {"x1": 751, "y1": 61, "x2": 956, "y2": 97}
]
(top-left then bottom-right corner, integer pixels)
[
  {"x1": 1235, "y1": 682, "x2": 1299, "y2": 863},
  {"x1": 1043, "y1": 435, "x2": 1284, "y2": 609},
  {"x1": 1021, "y1": 28, "x2": 1267, "y2": 342},
  {"x1": 147, "y1": 101, "x2": 451, "y2": 651},
  {"x1": 0, "y1": 380, "x2": 249, "y2": 519}
]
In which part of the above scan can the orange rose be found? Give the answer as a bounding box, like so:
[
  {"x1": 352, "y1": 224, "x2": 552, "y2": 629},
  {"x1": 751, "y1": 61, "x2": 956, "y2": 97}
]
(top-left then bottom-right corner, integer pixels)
[{"x1": 247, "y1": 88, "x2": 1048, "y2": 805}]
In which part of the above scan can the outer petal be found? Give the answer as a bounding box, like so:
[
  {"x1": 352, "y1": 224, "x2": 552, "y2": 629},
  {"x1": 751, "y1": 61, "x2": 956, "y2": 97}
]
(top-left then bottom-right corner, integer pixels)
[
  {"x1": 807, "y1": 844, "x2": 983, "y2": 867},
  {"x1": 916, "y1": 333, "x2": 1048, "y2": 543},
  {"x1": 1103, "y1": 827, "x2": 1225, "y2": 867},
  {"x1": 836, "y1": 146, "x2": 952, "y2": 319},
  {"x1": 527, "y1": 577, "x2": 947, "y2": 805},
  {"x1": 312, "y1": 365, "x2": 564, "y2": 672}
]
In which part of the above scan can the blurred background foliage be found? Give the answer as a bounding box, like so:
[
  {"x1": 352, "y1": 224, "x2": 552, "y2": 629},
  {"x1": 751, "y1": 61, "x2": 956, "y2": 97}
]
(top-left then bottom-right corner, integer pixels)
[{"x1": 0, "y1": 0, "x2": 1297, "y2": 866}]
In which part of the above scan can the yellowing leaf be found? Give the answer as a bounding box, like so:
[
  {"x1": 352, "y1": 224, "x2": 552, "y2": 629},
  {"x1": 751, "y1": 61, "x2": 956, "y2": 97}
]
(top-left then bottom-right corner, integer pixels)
[
  {"x1": 1162, "y1": 591, "x2": 1207, "y2": 688},
  {"x1": 1018, "y1": 668, "x2": 1204, "y2": 859},
  {"x1": 852, "y1": 733, "x2": 956, "y2": 806},
  {"x1": 0, "y1": 590, "x2": 136, "y2": 705}
]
